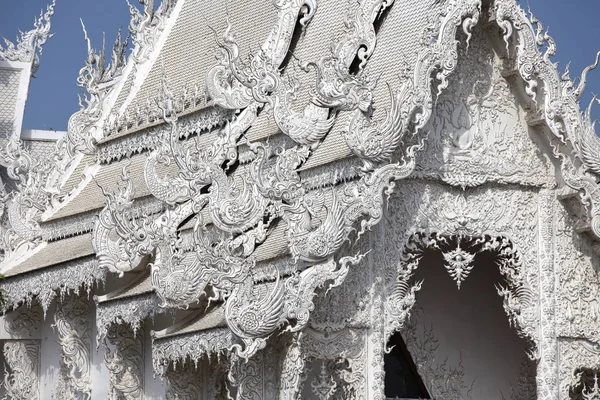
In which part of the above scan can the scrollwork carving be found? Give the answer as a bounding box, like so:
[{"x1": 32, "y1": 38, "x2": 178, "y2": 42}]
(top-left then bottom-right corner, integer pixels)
[{"x1": 2, "y1": 340, "x2": 40, "y2": 400}]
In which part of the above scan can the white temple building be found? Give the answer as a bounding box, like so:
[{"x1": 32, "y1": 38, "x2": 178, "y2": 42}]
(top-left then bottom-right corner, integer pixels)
[{"x1": 2, "y1": 0, "x2": 600, "y2": 398}]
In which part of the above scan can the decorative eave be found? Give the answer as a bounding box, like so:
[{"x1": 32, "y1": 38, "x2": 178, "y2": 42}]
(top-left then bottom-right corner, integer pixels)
[
  {"x1": 0, "y1": 233, "x2": 101, "y2": 314},
  {"x1": 1, "y1": 256, "x2": 104, "y2": 316},
  {"x1": 151, "y1": 306, "x2": 236, "y2": 376},
  {"x1": 92, "y1": 0, "x2": 485, "y2": 361},
  {"x1": 102, "y1": 0, "x2": 184, "y2": 139},
  {"x1": 95, "y1": 271, "x2": 161, "y2": 342},
  {"x1": 96, "y1": 104, "x2": 233, "y2": 164}
]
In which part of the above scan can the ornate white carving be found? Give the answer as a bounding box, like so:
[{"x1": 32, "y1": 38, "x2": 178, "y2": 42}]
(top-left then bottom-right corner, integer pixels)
[
  {"x1": 96, "y1": 293, "x2": 160, "y2": 342},
  {"x1": 381, "y1": 182, "x2": 540, "y2": 353},
  {"x1": 152, "y1": 327, "x2": 236, "y2": 376},
  {"x1": 1, "y1": 257, "x2": 104, "y2": 316},
  {"x1": 300, "y1": 328, "x2": 367, "y2": 399},
  {"x1": 493, "y1": 0, "x2": 600, "y2": 241},
  {"x1": 127, "y1": 0, "x2": 176, "y2": 65},
  {"x1": 90, "y1": 0, "x2": 484, "y2": 366},
  {"x1": 559, "y1": 339, "x2": 600, "y2": 400},
  {"x1": 53, "y1": 296, "x2": 92, "y2": 399},
  {"x1": 416, "y1": 26, "x2": 550, "y2": 188},
  {"x1": 104, "y1": 324, "x2": 144, "y2": 400},
  {"x1": 2, "y1": 340, "x2": 40, "y2": 400},
  {"x1": 441, "y1": 240, "x2": 476, "y2": 289},
  {"x1": 0, "y1": 0, "x2": 55, "y2": 73},
  {"x1": 66, "y1": 21, "x2": 129, "y2": 155},
  {"x1": 8, "y1": 0, "x2": 600, "y2": 397}
]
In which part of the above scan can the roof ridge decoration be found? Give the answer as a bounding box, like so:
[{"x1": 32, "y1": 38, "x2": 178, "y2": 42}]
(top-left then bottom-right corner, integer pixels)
[
  {"x1": 493, "y1": 0, "x2": 600, "y2": 240},
  {"x1": 128, "y1": 0, "x2": 177, "y2": 64},
  {"x1": 94, "y1": 0, "x2": 482, "y2": 361},
  {"x1": 66, "y1": 21, "x2": 129, "y2": 156},
  {"x1": 102, "y1": 0, "x2": 180, "y2": 137},
  {"x1": 0, "y1": 0, "x2": 55, "y2": 75}
]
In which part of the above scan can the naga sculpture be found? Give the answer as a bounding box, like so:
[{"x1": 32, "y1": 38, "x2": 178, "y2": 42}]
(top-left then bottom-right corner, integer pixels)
[{"x1": 94, "y1": 0, "x2": 484, "y2": 363}]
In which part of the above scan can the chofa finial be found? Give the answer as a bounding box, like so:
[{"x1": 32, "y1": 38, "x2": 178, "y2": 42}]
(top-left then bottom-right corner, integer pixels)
[{"x1": 0, "y1": 0, "x2": 56, "y2": 75}]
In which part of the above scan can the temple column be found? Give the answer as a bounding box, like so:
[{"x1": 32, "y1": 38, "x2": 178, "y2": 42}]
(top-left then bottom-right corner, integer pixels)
[
  {"x1": 279, "y1": 334, "x2": 305, "y2": 400},
  {"x1": 538, "y1": 189, "x2": 559, "y2": 399}
]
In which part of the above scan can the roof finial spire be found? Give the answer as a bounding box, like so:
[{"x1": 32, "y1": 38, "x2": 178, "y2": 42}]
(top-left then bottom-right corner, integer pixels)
[{"x1": 0, "y1": 0, "x2": 56, "y2": 75}]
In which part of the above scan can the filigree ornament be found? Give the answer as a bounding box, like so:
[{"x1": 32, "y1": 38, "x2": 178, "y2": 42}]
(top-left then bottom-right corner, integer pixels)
[
  {"x1": 93, "y1": 164, "x2": 186, "y2": 277},
  {"x1": 394, "y1": 232, "x2": 537, "y2": 352},
  {"x1": 127, "y1": 0, "x2": 176, "y2": 64},
  {"x1": 307, "y1": 0, "x2": 400, "y2": 114},
  {"x1": 205, "y1": 0, "x2": 316, "y2": 110},
  {"x1": 53, "y1": 296, "x2": 92, "y2": 399},
  {"x1": 343, "y1": 81, "x2": 414, "y2": 170},
  {"x1": 493, "y1": 0, "x2": 600, "y2": 240},
  {"x1": 67, "y1": 21, "x2": 129, "y2": 155},
  {"x1": 279, "y1": 335, "x2": 306, "y2": 399}
]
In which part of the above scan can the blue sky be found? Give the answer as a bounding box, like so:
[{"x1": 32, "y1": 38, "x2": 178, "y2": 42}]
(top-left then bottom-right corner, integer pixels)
[{"x1": 1, "y1": 0, "x2": 600, "y2": 131}]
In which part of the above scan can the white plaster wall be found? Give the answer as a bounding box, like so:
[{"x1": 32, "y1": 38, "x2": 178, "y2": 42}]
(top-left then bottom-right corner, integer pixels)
[
  {"x1": 39, "y1": 302, "x2": 61, "y2": 399},
  {"x1": 410, "y1": 250, "x2": 533, "y2": 399},
  {"x1": 144, "y1": 318, "x2": 167, "y2": 399}
]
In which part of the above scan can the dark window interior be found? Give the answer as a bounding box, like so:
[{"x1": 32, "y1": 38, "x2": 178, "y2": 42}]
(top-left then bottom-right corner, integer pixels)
[{"x1": 384, "y1": 332, "x2": 431, "y2": 399}]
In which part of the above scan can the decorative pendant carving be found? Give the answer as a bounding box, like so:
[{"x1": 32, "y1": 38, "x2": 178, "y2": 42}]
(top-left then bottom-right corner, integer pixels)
[{"x1": 441, "y1": 240, "x2": 476, "y2": 289}]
